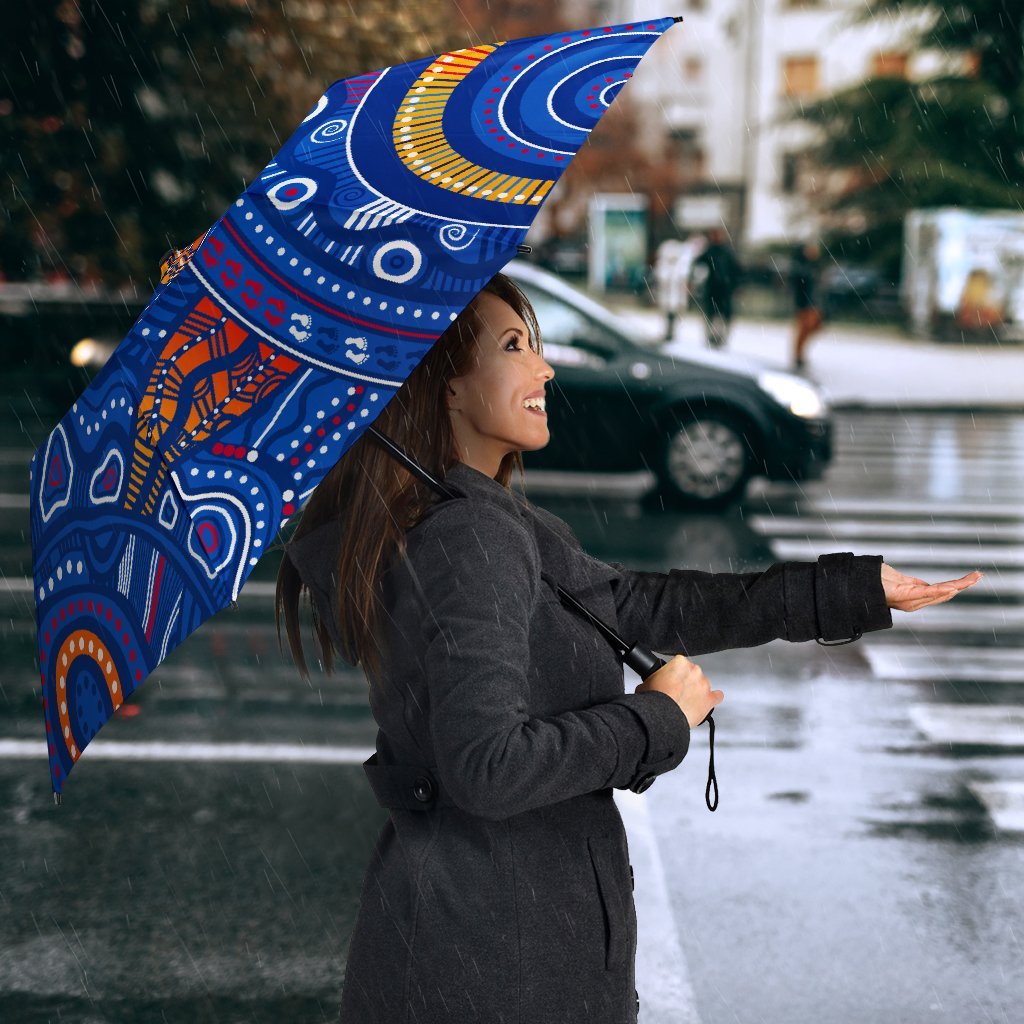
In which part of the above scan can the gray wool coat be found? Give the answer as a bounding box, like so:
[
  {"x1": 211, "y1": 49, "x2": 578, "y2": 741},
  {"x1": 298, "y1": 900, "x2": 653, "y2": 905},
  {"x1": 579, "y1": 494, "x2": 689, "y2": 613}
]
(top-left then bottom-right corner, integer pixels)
[{"x1": 285, "y1": 459, "x2": 893, "y2": 1024}]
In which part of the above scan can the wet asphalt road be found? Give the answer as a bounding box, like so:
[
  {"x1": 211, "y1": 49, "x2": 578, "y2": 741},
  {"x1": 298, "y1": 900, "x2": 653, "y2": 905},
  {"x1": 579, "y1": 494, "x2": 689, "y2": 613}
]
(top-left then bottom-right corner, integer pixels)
[{"x1": 2, "y1": 408, "x2": 1023, "y2": 1023}]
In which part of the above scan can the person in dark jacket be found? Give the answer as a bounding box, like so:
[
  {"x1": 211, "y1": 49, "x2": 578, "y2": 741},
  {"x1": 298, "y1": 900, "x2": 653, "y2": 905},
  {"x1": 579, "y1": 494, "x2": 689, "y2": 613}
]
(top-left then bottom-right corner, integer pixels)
[
  {"x1": 277, "y1": 273, "x2": 982, "y2": 1024},
  {"x1": 790, "y1": 240, "x2": 824, "y2": 370},
  {"x1": 691, "y1": 227, "x2": 742, "y2": 349}
]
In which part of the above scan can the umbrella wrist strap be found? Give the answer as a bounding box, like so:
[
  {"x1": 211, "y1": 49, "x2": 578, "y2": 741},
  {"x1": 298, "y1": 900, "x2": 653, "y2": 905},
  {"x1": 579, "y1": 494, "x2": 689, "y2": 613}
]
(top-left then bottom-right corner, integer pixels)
[{"x1": 705, "y1": 715, "x2": 718, "y2": 812}]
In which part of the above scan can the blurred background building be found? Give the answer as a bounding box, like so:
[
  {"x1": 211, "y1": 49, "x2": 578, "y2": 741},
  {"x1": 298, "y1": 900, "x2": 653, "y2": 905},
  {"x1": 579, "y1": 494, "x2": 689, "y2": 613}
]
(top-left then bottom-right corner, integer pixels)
[{"x1": 3, "y1": 0, "x2": 1022, "y2": 333}]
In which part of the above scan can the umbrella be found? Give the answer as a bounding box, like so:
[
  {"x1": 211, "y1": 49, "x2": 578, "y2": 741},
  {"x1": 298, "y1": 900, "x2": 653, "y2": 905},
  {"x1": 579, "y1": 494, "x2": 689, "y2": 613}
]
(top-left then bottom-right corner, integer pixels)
[{"x1": 30, "y1": 14, "x2": 685, "y2": 801}]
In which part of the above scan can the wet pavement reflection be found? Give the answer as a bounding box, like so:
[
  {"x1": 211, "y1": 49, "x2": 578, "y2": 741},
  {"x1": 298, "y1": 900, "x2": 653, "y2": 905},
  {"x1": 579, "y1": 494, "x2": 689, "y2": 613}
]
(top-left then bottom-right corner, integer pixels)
[{"x1": 2, "y1": 409, "x2": 1022, "y2": 1022}]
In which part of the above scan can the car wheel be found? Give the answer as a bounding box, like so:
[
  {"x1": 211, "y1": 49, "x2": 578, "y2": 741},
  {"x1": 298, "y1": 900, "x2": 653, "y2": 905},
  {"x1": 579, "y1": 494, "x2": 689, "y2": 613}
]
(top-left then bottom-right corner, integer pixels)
[{"x1": 655, "y1": 410, "x2": 754, "y2": 509}]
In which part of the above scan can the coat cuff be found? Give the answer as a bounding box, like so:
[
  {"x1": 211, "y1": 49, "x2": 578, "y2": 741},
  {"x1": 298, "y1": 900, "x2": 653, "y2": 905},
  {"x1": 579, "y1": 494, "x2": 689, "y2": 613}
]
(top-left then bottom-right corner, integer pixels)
[
  {"x1": 605, "y1": 691, "x2": 690, "y2": 794},
  {"x1": 815, "y1": 552, "x2": 892, "y2": 643}
]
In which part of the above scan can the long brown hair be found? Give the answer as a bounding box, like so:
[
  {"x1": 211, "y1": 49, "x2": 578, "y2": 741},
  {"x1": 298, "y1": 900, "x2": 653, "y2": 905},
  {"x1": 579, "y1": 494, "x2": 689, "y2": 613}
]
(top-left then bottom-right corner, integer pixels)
[{"x1": 275, "y1": 272, "x2": 543, "y2": 684}]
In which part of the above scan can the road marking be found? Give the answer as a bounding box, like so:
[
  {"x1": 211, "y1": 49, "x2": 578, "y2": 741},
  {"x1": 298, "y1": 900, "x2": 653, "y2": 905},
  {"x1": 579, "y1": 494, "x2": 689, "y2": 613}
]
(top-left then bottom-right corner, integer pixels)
[
  {"x1": 748, "y1": 516, "x2": 1024, "y2": 542},
  {"x1": 883, "y1": 605, "x2": 1024, "y2": 633},
  {"x1": 968, "y1": 780, "x2": 1024, "y2": 832},
  {"x1": 864, "y1": 645, "x2": 1024, "y2": 684},
  {"x1": 793, "y1": 497, "x2": 1024, "y2": 519},
  {"x1": 615, "y1": 787, "x2": 702, "y2": 1024},
  {"x1": 0, "y1": 739, "x2": 375, "y2": 763},
  {"x1": 767, "y1": 539, "x2": 1024, "y2": 567},
  {"x1": 908, "y1": 705, "x2": 1024, "y2": 748}
]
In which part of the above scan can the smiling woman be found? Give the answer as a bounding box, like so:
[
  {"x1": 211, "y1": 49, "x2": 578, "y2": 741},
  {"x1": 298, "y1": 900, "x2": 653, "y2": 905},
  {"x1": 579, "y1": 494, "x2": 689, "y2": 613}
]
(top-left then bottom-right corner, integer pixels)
[
  {"x1": 444, "y1": 289, "x2": 556, "y2": 478},
  {"x1": 276, "y1": 273, "x2": 545, "y2": 686},
  {"x1": 276, "y1": 268, "x2": 979, "y2": 1024}
]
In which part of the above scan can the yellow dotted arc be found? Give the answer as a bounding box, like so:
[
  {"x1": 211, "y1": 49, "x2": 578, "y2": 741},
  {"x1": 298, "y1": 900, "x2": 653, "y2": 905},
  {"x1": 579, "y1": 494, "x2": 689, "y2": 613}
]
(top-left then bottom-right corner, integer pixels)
[
  {"x1": 56, "y1": 630, "x2": 124, "y2": 762},
  {"x1": 392, "y1": 45, "x2": 553, "y2": 206}
]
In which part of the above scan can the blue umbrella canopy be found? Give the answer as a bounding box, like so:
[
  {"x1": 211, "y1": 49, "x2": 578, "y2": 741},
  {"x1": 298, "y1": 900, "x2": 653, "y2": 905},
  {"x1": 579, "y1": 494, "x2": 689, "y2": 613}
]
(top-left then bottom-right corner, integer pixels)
[{"x1": 29, "y1": 15, "x2": 682, "y2": 797}]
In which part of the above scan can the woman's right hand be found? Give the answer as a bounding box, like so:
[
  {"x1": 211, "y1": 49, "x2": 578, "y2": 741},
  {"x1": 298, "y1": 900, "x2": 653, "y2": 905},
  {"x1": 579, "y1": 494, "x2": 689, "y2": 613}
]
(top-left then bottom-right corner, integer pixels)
[{"x1": 634, "y1": 654, "x2": 723, "y2": 729}]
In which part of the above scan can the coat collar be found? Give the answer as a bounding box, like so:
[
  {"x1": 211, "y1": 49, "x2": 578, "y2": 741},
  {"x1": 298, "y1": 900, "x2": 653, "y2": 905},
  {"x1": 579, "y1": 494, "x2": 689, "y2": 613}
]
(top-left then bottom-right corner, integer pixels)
[
  {"x1": 284, "y1": 461, "x2": 526, "y2": 595},
  {"x1": 439, "y1": 461, "x2": 624, "y2": 594},
  {"x1": 435, "y1": 460, "x2": 530, "y2": 520}
]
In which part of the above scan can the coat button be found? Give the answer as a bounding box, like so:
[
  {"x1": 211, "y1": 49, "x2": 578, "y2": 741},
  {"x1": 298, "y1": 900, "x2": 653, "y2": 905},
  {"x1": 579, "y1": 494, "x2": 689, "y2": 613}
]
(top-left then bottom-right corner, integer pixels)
[
  {"x1": 412, "y1": 775, "x2": 435, "y2": 802},
  {"x1": 631, "y1": 773, "x2": 656, "y2": 794}
]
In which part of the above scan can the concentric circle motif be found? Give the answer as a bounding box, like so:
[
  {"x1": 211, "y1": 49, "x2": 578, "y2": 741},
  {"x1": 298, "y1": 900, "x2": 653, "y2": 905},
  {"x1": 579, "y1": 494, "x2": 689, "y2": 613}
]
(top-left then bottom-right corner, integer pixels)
[
  {"x1": 267, "y1": 177, "x2": 318, "y2": 211},
  {"x1": 597, "y1": 80, "x2": 627, "y2": 105},
  {"x1": 372, "y1": 240, "x2": 423, "y2": 283},
  {"x1": 55, "y1": 628, "x2": 124, "y2": 761}
]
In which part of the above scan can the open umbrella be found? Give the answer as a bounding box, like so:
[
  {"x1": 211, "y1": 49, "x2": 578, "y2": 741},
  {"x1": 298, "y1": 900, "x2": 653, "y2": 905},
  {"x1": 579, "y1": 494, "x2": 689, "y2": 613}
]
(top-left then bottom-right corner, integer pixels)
[{"x1": 30, "y1": 14, "x2": 685, "y2": 801}]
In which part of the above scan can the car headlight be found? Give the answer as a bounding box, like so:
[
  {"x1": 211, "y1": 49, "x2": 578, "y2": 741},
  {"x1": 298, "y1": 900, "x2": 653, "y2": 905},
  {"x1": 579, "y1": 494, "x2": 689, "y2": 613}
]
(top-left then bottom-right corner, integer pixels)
[{"x1": 757, "y1": 371, "x2": 829, "y2": 419}]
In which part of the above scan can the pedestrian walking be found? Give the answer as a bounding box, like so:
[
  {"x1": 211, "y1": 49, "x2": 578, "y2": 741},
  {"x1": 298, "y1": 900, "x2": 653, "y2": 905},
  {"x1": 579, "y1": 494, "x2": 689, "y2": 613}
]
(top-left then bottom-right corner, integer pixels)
[
  {"x1": 691, "y1": 227, "x2": 742, "y2": 349},
  {"x1": 653, "y1": 236, "x2": 700, "y2": 341},
  {"x1": 278, "y1": 272, "x2": 982, "y2": 1024},
  {"x1": 790, "y1": 240, "x2": 825, "y2": 370}
]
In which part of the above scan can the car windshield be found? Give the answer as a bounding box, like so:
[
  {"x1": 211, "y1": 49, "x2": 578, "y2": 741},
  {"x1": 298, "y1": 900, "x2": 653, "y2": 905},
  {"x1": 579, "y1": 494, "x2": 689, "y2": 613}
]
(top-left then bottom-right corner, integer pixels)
[{"x1": 510, "y1": 273, "x2": 648, "y2": 358}]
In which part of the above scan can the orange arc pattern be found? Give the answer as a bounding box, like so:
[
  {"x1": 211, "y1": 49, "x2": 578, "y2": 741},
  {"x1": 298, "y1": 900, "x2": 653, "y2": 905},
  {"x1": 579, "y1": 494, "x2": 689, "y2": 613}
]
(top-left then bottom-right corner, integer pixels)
[
  {"x1": 392, "y1": 44, "x2": 554, "y2": 207},
  {"x1": 55, "y1": 630, "x2": 124, "y2": 762}
]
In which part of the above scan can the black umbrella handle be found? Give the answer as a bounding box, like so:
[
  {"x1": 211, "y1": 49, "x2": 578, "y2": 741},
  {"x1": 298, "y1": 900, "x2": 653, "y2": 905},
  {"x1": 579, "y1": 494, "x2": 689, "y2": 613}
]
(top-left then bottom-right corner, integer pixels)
[{"x1": 624, "y1": 643, "x2": 717, "y2": 812}]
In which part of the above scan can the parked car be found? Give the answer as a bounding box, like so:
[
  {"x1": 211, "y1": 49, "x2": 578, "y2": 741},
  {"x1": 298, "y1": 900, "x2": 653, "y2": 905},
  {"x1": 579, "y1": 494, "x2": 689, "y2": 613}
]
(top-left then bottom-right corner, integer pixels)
[{"x1": 505, "y1": 261, "x2": 833, "y2": 508}]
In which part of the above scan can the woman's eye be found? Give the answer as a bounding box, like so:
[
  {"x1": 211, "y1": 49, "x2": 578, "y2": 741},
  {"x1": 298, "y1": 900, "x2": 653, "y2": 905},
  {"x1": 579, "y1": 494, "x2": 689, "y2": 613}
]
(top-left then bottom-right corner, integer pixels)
[{"x1": 505, "y1": 337, "x2": 522, "y2": 351}]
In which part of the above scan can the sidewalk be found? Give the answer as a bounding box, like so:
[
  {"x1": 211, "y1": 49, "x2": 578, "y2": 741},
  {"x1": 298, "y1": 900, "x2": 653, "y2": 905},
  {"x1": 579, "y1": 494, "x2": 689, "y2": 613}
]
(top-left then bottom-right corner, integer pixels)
[{"x1": 607, "y1": 303, "x2": 1024, "y2": 411}]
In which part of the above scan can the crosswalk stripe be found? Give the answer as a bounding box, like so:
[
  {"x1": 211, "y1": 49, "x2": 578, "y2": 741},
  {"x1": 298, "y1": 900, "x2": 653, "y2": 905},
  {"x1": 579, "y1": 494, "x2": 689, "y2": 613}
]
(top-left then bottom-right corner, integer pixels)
[
  {"x1": 908, "y1": 704, "x2": 1024, "y2": 747},
  {"x1": 794, "y1": 497, "x2": 1024, "y2": 519},
  {"x1": 748, "y1": 516, "x2": 1024, "y2": 542},
  {"x1": 0, "y1": 738, "x2": 376, "y2": 763},
  {"x1": 967, "y1": 781, "x2": 1024, "y2": 833},
  {"x1": 886, "y1": 605, "x2": 1024, "y2": 633},
  {"x1": 833, "y1": 453, "x2": 1022, "y2": 470},
  {"x1": 767, "y1": 539, "x2": 1024, "y2": 567},
  {"x1": 867, "y1": 567, "x2": 1024, "y2": 597},
  {"x1": 864, "y1": 645, "x2": 1024, "y2": 683}
]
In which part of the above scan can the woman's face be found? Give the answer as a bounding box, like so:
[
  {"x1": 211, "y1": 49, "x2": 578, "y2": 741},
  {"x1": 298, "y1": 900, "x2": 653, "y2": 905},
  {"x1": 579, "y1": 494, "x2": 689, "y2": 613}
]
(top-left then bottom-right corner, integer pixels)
[{"x1": 446, "y1": 291, "x2": 555, "y2": 478}]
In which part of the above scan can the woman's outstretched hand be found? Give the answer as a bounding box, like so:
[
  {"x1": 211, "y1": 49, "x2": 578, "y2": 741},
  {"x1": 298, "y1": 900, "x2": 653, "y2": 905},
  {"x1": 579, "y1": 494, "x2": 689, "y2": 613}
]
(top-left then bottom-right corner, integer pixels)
[{"x1": 881, "y1": 564, "x2": 983, "y2": 612}]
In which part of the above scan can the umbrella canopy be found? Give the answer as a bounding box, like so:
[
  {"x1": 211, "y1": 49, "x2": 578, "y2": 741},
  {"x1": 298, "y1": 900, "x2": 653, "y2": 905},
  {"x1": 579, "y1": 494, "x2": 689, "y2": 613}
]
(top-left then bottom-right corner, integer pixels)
[{"x1": 29, "y1": 15, "x2": 682, "y2": 798}]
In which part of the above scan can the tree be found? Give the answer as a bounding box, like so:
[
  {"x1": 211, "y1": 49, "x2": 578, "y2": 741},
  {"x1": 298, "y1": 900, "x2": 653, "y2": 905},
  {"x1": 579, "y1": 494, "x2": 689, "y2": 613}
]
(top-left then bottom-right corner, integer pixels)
[
  {"x1": 0, "y1": 0, "x2": 453, "y2": 288},
  {"x1": 788, "y1": 0, "x2": 1024, "y2": 277}
]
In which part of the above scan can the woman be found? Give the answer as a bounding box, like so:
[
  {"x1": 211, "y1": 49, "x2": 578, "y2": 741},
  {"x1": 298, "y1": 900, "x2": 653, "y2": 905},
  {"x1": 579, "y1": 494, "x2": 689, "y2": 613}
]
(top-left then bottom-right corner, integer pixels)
[
  {"x1": 277, "y1": 273, "x2": 980, "y2": 1023},
  {"x1": 790, "y1": 241, "x2": 824, "y2": 370}
]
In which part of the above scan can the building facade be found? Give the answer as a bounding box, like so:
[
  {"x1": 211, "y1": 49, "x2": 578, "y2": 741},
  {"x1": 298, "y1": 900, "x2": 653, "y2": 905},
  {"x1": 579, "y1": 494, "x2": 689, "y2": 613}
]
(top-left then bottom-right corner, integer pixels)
[{"x1": 594, "y1": 0, "x2": 933, "y2": 251}]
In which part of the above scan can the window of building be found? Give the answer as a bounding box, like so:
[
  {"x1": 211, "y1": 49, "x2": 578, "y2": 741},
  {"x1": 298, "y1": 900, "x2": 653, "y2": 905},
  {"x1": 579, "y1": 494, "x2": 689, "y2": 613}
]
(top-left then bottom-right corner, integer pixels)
[
  {"x1": 781, "y1": 56, "x2": 819, "y2": 98},
  {"x1": 780, "y1": 152, "x2": 799, "y2": 195},
  {"x1": 684, "y1": 56, "x2": 703, "y2": 82},
  {"x1": 669, "y1": 128, "x2": 706, "y2": 180},
  {"x1": 871, "y1": 51, "x2": 908, "y2": 79}
]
